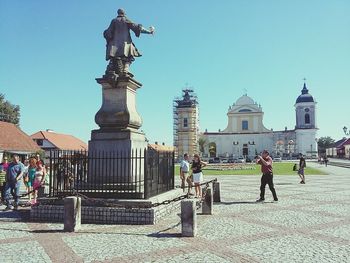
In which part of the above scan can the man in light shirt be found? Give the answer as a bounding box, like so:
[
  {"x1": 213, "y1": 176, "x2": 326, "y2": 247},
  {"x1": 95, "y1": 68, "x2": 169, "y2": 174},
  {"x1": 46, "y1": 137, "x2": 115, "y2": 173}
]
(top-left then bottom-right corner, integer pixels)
[{"x1": 180, "y1": 153, "x2": 192, "y2": 195}]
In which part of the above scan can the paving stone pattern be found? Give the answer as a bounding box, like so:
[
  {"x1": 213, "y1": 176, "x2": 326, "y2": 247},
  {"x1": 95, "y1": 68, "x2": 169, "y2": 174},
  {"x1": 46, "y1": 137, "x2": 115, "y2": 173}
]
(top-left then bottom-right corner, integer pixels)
[{"x1": 0, "y1": 162, "x2": 349, "y2": 262}]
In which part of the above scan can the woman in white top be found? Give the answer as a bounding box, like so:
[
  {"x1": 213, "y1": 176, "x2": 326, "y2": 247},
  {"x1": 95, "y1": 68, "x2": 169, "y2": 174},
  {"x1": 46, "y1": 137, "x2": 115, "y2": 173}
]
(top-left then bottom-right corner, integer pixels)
[{"x1": 32, "y1": 163, "x2": 45, "y2": 205}]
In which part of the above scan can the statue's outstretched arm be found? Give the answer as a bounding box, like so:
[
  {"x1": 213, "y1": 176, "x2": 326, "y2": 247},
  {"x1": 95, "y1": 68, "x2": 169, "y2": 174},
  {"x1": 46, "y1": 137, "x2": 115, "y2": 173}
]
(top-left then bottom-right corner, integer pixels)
[{"x1": 140, "y1": 26, "x2": 154, "y2": 35}]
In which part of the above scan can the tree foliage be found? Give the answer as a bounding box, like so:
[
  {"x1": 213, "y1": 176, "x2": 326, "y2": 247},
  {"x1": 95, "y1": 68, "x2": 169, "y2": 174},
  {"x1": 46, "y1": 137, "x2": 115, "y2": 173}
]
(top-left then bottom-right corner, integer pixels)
[
  {"x1": 198, "y1": 136, "x2": 208, "y2": 153},
  {"x1": 317, "y1": 136, "x2": 335, "y2": 151},
  {"x1": 0, "y1": 93, "x2": 20, "y2": 125}
]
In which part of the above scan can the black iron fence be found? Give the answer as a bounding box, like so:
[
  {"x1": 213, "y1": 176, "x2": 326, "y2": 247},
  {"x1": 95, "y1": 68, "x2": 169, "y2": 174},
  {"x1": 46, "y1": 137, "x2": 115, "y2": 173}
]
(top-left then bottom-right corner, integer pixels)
[{"x1": 48, "y1": 149, "x2": 174, "y2": 199}]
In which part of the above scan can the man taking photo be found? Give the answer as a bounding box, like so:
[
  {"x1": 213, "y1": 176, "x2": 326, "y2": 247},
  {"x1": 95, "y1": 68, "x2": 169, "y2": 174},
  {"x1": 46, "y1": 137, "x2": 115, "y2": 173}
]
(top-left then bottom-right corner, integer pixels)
[{"x1": 256, "y1": 150, "x2": 278, "y2": 202}]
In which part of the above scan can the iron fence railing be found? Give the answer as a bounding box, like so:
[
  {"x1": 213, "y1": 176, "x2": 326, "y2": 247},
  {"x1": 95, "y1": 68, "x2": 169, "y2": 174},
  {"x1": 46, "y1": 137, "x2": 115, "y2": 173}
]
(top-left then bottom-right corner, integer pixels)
[{"x1": 48, "y1": 149, "x2": 174, "y2": 199}]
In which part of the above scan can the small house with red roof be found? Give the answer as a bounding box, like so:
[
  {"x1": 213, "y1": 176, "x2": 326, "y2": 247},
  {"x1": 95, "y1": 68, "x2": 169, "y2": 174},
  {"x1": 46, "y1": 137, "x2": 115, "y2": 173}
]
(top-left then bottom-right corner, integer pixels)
[
  {"x1": 31, "y1": 130, "x2": 88, "y2": 157},
  {"x1": 0, "y1": 121, "x2": 41, "y2": 161},
  {"x1": 326, "y1": 137, "x2": 348, "y2": 158},
  {"x1": 336, "y1": 138, "x2": 350, "y2": 158}
]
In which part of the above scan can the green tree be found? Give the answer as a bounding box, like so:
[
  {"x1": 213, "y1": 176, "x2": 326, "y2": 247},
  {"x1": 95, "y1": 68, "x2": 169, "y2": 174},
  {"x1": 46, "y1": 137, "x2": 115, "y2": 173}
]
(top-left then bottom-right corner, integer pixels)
[
  {"x1": 208, "y1": 142, "x2": 217, "y2": 157},
  {"x1": 0, "y1": 93, "x2": 20, "y2": 125},
  {"x1": 198, "y1": 137, "x2": 208, "y2": 154},
  {"x1": 317, "y1": 136, "x2": 335, "y2": 153}
]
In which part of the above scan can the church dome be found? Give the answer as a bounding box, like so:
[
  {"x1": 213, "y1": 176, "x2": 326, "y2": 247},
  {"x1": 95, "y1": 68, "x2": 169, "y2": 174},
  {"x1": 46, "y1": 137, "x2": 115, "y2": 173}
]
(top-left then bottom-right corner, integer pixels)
[
  {"x1": 235, "y1": 95, "x2": 255, "y2": 105},
  {"x1": 296, "y1": 83, "x2": 314, "y2": 103}
]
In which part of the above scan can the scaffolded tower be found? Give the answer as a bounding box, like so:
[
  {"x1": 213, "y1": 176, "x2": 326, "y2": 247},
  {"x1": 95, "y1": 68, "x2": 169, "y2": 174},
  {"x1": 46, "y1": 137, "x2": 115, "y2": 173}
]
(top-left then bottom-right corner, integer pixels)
[{"x1": 173, "y1": 89, "x2": 199, "y2": 161}]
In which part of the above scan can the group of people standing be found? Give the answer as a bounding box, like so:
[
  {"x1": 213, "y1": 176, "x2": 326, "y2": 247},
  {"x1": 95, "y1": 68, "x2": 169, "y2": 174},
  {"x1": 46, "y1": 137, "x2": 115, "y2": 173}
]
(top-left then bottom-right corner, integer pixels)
[
  {"x1": 179, "y1": 149, "x2": 314, "y2": 203},
  {"x1": 0, "y1": 153, "x2": 46, "y2": 210},
  {"x1": 179, "y1": 153, "x2": 207, "y2": 198}
]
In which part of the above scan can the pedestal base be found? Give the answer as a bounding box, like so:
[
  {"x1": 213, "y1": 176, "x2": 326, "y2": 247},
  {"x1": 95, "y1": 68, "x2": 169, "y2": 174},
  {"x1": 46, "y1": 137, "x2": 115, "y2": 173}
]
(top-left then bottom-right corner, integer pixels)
[
  {"x1": 88, "y1": 129, "x2": 148, "y2": 191},
  {"x1": 89, "y1": 128, "x2": 147, "y2": 152}
]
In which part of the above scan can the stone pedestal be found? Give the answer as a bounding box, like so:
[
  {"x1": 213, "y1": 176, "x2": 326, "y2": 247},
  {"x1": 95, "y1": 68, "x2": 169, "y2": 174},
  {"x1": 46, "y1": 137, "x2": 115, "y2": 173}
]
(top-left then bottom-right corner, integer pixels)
[
  {"x1": 181, "y1": 200, "x2": 197, "y2": 237},
  {"x1": 94, "y1": 76, "x2": 143, "y2": 130},
  {"x1": 202, "y1": 188, "x2": 213, "y2": 215},
  {"x1": 213, "y1": 182, "x2": 221, "y2": 203},
  {"x1": 64, "y1": 196, "x2": 81, "y2": 232},
  {"x1": 88, "y1": 75, "x2": 147, "y2": 194}
]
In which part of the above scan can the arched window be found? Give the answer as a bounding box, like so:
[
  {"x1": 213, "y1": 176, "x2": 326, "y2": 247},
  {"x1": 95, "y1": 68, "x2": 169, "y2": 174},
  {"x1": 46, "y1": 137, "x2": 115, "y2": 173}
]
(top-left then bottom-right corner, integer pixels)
[{"x1": 305, "y1": 114, "x2": 310, "y2": 124}]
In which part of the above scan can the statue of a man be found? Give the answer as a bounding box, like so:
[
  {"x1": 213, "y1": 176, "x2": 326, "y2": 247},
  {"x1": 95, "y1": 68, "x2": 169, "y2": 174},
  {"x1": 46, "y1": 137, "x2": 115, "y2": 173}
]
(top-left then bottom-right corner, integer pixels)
[{"x1": 103, "y1": 9, "x2": 154, "y2": 77}]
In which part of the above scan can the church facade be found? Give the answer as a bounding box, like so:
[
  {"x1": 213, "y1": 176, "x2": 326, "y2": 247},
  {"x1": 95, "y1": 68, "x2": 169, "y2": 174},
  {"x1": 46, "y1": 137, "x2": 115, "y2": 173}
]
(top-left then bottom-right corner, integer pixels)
[{"x1": 201, "y1": 83, "x2": 318, "y2": 159}]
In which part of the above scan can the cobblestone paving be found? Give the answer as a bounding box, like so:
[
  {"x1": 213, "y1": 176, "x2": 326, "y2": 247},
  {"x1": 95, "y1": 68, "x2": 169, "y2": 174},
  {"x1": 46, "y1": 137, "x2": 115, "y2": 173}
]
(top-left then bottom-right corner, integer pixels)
[{"x1": 0, "y1": 163, "x2": 349, "y2": 262}]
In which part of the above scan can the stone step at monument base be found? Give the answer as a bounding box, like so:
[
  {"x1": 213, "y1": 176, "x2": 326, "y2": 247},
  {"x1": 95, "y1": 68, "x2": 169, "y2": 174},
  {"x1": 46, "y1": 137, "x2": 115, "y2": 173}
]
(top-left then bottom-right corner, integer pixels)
[
  {"x1": 30, "y1": 189, "x2": 182, "y2": 225},
  {"x1": 54, "y1": 189, "x2": 144, "y2": 199}
]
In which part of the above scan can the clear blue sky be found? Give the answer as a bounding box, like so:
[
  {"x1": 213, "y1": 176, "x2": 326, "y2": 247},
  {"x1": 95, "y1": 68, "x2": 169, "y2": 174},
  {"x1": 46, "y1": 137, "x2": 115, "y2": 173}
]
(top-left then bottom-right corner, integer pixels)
[{"x1": 1, "y1": 0, "x2": 349, "y2": 145}]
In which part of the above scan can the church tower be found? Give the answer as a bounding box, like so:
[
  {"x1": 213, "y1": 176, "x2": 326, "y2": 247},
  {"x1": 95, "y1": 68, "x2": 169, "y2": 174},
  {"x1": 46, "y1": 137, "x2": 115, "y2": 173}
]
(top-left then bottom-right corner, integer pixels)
[
  {"x1": 295, "y1": 82, "x2": 318, "y2": 157},
  {"x1": 173, "y1": 89, "x2": 199, "y2": 161}
]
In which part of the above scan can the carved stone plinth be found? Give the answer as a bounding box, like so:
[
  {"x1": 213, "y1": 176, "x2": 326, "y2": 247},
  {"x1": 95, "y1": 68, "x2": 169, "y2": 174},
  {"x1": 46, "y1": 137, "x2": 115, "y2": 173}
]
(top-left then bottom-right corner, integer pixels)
[
  {"x1": 94, "y1": 76, "x2": 143, "y2": 130},
  {"x1": 88, "y1": 76, "x2": 147, "y2": 194}
]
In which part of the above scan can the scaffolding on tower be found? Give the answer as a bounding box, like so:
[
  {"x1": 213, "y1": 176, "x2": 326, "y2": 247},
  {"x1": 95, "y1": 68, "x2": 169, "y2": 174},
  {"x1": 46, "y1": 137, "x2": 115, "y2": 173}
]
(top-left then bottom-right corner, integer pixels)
[{"x1": 173, "y1": 88, "x2": 199, "y2": 161}]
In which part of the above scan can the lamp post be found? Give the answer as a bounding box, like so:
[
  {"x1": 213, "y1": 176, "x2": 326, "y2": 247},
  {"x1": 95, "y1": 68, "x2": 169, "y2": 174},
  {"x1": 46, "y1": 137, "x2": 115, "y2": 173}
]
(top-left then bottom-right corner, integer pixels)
[
  {"x1": 248, "y1": 141, "x2": 255, "y2": 158},
  {"x1": 310, "y1": 144, "x2": 313, "y2": 158},
  {"x1": 233, "y1": 141, "x2": 239, "y2": 158},
  {"x1": 343, "y1": 126, "x2": 350, "y2": 136},
  {"x1": 288, "y1": 140, "x2": 294, "y2": 159}
]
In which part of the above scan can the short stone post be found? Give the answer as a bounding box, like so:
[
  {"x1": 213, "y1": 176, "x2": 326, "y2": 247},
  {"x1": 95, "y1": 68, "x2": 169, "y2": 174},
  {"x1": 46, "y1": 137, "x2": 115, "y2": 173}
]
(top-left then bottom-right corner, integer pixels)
[
  {"x1": 64, "y1": 196, "x2": 81, "y2": 232},
  {"x1": 202, "y1": 188, "x2": 213, "y2": 215},
  {"x1": 212, "y1": 182, "x2": 221, "y2": 203},
  {"x1": 181, "y1": 200, "x2": 197, "y2": 237}
]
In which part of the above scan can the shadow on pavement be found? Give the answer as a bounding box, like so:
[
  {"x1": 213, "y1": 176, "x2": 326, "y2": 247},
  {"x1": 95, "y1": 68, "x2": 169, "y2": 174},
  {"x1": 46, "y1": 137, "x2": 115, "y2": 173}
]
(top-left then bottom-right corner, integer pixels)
[{"x1": 219, "y1": 201, "x2": 274, "y2": 205}]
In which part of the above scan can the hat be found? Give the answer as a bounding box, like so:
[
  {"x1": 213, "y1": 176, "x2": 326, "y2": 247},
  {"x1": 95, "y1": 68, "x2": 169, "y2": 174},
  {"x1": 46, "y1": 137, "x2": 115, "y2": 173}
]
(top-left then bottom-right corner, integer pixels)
[{"x1": 117, "y1": 8, "x2": 125, "y2": 15}]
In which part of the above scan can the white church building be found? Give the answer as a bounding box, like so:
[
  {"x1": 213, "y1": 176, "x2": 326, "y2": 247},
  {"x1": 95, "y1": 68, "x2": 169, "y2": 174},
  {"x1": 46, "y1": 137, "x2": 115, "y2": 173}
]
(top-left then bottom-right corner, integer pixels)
[{"x1": 202, "y1": 83, "x2": 318, "y2": 159}]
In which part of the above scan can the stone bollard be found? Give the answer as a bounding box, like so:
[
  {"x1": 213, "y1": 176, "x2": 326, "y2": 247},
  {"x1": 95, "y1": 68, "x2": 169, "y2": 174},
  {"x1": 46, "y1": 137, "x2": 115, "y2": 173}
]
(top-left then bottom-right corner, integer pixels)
[
  {"x1": 181, "y1": 200, "x2": 197, "y2": 237},
  {"x1": 212, "y1": 182, "x2": 221, "y2": 203},
  {"x1": 64, "y1": 196, "x2": 81, "y2": 232},
  {"x1": 202, "y1": 188, "x2": 213, "y2": 215}
]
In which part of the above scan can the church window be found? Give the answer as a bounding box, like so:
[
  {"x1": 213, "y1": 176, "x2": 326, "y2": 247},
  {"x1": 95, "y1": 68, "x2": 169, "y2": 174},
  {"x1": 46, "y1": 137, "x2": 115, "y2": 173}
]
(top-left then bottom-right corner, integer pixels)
[
  {"x1": 183, "y1": 118, "x2": 188, "y2": 127},
  {"x1": 305, "y1": 114, "x2": 310, "y2": 124},
  {"x1": 242, "y1": 120, "x2": 248, "y2": 130},
  {"x1": 305, "y1": 108, "x2": 310, "y2": 112},
  {"x1": 238, "y1": 109, "x2": 252, "y2": 112}
]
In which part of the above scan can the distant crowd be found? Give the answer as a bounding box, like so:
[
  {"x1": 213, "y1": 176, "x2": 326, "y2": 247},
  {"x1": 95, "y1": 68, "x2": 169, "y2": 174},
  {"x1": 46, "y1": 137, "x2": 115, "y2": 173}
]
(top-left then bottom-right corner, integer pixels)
[{"x1": 0, "y1": 153, "x2": 47, "y2": 210}]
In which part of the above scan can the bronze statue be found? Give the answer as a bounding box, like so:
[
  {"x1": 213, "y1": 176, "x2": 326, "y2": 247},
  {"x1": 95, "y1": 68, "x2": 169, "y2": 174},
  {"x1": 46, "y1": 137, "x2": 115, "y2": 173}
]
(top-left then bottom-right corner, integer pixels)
[{"x1": 103, "y1": 9, "x2": 154, "y2": 78}]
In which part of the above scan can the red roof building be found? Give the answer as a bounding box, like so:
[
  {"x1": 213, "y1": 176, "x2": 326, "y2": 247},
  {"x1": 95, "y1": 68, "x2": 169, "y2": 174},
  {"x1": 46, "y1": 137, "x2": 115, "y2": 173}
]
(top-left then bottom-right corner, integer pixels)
[
  {"x1": 336, "y1": 138, "x2": 350, "y2": 158},
  {"x1": 0, "y1": 121, "x2": 41, "y2": 158},
  {"x1": 31, "y1": 130, "x2": 88, "y2": 153}
]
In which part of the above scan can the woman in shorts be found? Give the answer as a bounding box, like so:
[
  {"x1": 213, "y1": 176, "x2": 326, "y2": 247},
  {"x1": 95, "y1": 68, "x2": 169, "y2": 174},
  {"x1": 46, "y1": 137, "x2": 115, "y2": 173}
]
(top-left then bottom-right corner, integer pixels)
[{"x1": 191, "y1": 154, "x2": 207, "y2": 198}]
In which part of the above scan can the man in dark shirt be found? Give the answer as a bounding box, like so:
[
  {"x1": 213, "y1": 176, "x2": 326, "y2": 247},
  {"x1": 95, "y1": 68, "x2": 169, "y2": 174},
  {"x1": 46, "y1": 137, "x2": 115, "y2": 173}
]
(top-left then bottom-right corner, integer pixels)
[
  {"x1": 256, "y1": 150, "x2": 278, "y2": 202},
  {"x1": 298, "y1": 154, "x2": 306, "y2": 184}
]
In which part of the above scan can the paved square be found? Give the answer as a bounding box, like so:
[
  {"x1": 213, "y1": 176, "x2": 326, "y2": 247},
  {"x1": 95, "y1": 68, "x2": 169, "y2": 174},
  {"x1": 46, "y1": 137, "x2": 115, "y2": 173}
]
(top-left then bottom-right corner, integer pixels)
[{"x1": 0, "y1": 162, "x2": 349, "y2": 262}]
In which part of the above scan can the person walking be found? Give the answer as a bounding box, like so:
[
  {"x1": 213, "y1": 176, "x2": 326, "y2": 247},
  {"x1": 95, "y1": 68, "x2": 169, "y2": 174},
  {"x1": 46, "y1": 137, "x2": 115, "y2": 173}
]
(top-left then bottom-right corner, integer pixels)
[
  {"x1": 324, "y1": 156, "x2": 329, "y2": 167},
  {"x1": 298, "y1": 154, "x2": 306, "y2": 184},
  {"x1": 191, "y1": 154, "x2": 207, "y2": 198},
  {"x1": 256, "y1": 150, "x2": 278, "y2": 202},
  {"x1": 4, "y1": 154, "x2": 24, "y2": 210},
  {"x1": 180, "y1": 153, "x2": 192, "y2": 195}
]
